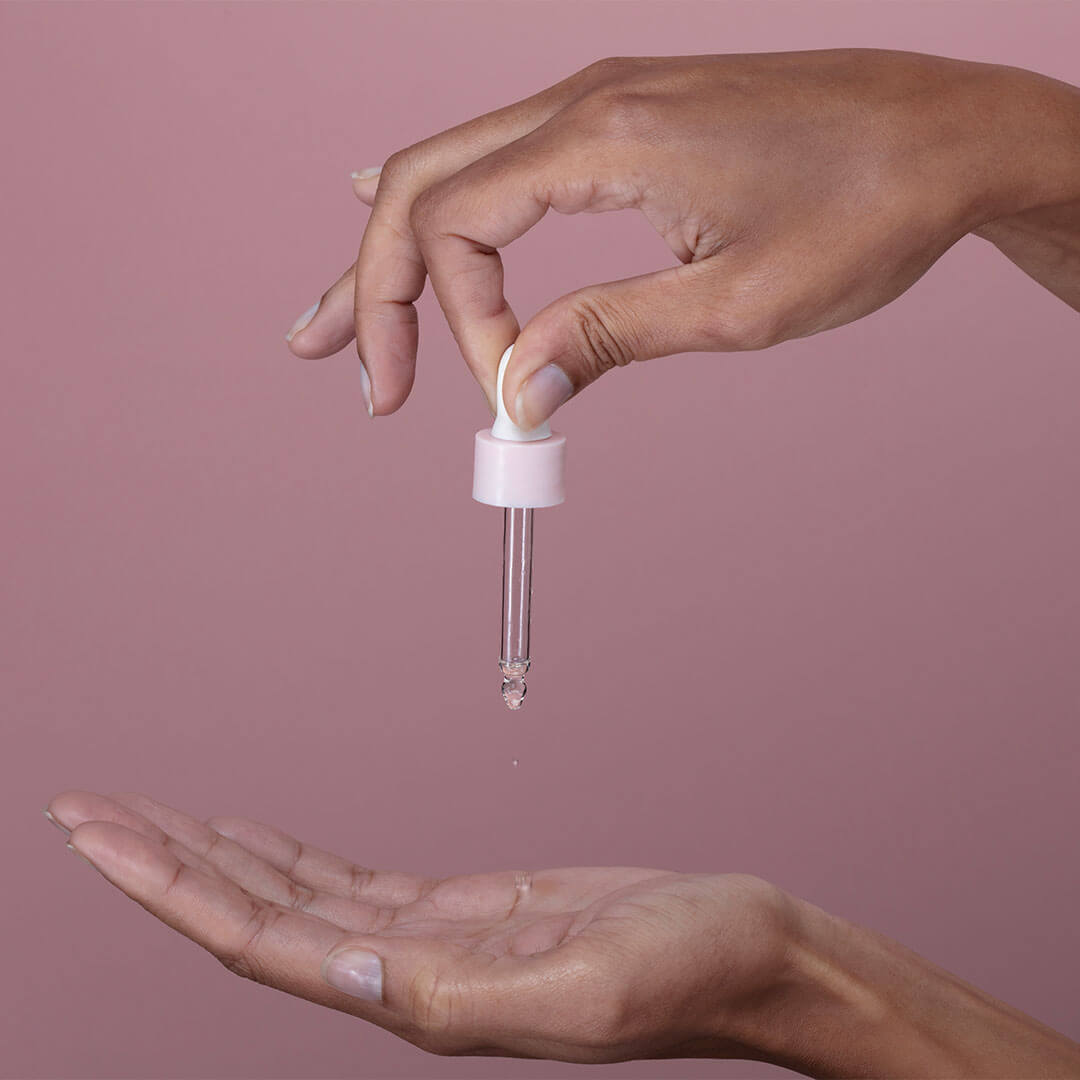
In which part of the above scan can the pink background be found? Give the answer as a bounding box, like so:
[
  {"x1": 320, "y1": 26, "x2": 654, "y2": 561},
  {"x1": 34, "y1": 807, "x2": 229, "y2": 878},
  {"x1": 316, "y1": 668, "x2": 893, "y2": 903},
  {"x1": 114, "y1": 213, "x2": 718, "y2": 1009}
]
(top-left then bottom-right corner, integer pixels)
[{"x1": 3, "y1": 2, "x2": 1079, "y2": 1077}]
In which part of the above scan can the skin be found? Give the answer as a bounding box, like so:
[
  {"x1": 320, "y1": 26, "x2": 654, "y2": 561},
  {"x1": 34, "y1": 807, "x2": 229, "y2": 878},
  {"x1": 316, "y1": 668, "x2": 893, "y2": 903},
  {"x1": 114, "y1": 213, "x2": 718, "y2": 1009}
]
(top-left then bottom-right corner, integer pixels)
[
  {"x1": 46, "y1": 791, "x2": 1080, "y2": 1076},
  {"x1": 49, "y1": 51, "x2": 1080, "y2": 1077},
  {"x1": 285, "y1": 49, "x2": 1080, "y2": 427}
]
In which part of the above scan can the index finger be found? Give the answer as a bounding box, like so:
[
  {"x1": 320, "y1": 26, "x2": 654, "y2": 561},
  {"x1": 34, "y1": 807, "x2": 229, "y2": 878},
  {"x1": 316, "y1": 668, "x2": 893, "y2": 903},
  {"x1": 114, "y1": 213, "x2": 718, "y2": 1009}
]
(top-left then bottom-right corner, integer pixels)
[
  {"x1": 64, "y1": 821, "x2": 572, "y2": 1056},
  {"x1": 67, "y1": 821, "x2": 346, "y2": 991},
  {"x1": 407, "y1": 108, "x2": 642, "y2": 416},
  {"x1": 351, "y1": 60, "x2": 639, "y2": 415}
]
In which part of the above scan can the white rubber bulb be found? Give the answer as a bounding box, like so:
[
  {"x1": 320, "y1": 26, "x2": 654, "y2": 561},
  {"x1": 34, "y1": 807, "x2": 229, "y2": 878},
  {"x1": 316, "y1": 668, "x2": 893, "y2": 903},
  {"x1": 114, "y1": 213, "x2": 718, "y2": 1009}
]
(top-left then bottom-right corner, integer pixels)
[{"x1": 491, "y1": 345, "x2": 551, "y2": 442}]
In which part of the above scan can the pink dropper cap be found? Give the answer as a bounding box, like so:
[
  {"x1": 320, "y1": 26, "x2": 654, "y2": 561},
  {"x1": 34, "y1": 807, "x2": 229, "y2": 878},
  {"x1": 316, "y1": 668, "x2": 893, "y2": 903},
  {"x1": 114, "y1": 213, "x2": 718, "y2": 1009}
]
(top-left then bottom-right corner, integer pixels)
[{"x1": 472, "y1": 345, "x2": 566, "y2": 508}]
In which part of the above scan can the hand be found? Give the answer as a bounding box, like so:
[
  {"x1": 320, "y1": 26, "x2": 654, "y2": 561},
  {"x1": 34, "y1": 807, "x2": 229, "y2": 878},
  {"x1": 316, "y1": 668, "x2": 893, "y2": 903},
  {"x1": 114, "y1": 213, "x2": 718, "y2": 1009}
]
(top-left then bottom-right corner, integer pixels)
[
  {"x1": 45, "y1": 790, "x2": 794, "y2": 1063},
  {"x1": 45, "y1": 791, "x2": 1080, "y2": 1074},
  {"x1": 286, "y1": 50, "x2": 1080, "y2": 425}
]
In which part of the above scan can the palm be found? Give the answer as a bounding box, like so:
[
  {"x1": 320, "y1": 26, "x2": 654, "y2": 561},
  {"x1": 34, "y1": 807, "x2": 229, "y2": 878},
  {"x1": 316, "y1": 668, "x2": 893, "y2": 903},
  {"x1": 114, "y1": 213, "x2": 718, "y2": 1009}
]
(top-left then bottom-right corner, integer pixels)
[{"x1": 47, "y1": 790, "x2": 787, "y2": 1061}]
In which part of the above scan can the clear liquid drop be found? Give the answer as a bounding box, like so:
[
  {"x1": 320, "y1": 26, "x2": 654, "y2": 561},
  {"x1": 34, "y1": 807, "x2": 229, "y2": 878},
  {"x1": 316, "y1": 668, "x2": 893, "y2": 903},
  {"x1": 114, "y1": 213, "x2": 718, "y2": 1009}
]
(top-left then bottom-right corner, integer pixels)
[
  {"x1": 500, "y1": 659, "x2": 529, "y2": 711},
  {"x1": 501, "y1": 676, "x2": 526, "y2": 710},
  {"x1": 511, "y1": 758, "x2": 519, "y2": 767}
]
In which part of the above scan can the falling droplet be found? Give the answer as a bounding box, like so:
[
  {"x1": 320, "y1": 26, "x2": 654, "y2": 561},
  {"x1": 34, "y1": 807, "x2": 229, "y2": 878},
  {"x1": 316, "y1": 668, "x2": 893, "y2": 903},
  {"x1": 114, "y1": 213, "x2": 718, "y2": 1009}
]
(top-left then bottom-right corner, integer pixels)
[{"x1": 511, "y1": 758, "x2": 519, "y2": 767}]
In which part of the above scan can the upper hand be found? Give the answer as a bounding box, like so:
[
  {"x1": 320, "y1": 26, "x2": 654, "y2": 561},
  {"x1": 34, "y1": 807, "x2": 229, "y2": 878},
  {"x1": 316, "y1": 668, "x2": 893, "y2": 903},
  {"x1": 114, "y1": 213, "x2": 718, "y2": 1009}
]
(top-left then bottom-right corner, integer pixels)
[
  {"x1": 286, "y1": 50, "x2": 1053, "y2": 426},
  {"x1": 46, "y1": 790, "x2": 793, "y2": 1063}
]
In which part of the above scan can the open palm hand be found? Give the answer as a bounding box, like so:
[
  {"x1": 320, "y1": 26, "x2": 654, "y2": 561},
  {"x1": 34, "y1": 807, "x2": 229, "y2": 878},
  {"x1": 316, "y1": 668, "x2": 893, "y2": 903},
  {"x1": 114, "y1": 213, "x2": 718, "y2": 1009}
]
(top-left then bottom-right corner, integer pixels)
[{"x1": 46, "y1": 791, "x2": 793, "y2": 1063}]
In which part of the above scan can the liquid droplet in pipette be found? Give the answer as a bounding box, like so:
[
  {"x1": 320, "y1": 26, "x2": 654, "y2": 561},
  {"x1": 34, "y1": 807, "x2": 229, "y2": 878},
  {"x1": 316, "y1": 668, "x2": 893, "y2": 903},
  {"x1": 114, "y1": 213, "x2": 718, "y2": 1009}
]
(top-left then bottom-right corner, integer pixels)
[
  {"x1": 502, "y1": 676, "x2": 526, "y2": 710},
  {"x1": 500, "y1": 659, "x2": 529, "y2": 711}
]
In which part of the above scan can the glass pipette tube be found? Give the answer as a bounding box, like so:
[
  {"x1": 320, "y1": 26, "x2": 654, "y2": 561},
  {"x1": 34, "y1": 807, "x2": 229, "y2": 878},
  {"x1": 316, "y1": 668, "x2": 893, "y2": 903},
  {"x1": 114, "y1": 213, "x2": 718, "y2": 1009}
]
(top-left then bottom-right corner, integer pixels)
[{"x1": 499, "y1": 506, "x2": 533, "y2": 709}]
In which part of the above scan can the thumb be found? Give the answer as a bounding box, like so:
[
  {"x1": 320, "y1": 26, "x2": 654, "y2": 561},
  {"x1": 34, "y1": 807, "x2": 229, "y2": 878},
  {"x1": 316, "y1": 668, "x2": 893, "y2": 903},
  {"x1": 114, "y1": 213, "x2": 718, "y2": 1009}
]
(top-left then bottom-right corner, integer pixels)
[
  {"x1": 504, "y1": 258, "x2": 740, "y2": 429},
  {"x1": 320, "y1": 934, "x2": 557, "y2": 1053}
]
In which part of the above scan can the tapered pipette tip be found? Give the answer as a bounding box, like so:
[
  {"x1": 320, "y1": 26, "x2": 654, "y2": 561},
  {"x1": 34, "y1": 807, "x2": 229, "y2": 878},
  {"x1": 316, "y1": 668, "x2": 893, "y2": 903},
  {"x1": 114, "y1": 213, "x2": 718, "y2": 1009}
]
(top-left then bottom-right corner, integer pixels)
[
  {"x1": 500, "y1": 660, "x2": 529, "y2": 711},
  {"x1": 501, "y1": 676, "x2": 527, "y2": 710}
]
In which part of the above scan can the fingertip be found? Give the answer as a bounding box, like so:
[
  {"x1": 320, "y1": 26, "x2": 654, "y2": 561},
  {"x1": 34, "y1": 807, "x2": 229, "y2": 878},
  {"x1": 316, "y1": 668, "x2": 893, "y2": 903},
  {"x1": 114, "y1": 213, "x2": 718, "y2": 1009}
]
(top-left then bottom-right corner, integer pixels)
[
  {"x1": 66, "y1": 819, "x2": 119, "y2": 867},
  {"x1": 362, "y1": 351, "x2": 415, "y2": 419},
  {"x1": 513, "y1": 362, "x2": 574, "y2": 430},
  {"x1": 68, "y1": 817, "x2": 125, "y2": 845},
  {"x1": 288, "y1": 316, "x2": 356, "y2": 360},
  {"x1": 65, "y1": 834, "x2": 101, "y2": 873},
  {"x1": 350, "y1": 167, "x2": 382, "y2": 183},
  {"x1": 368, "y1": 389, "x2": 411, "y2": 419},
  {"x1": 359, "y1": 359, "x2": 375, "y2": 418},
  {"x1": 351, "y1": 185, "x2": 378, "y2": 209},
  {"x1": 204, "y1": 815, "x2": 241, "y2": 837},
  {"x1": 43, "y1": 807, "x2": 70, "y2": 835},
  {"x1": 286, "y1": 326, "x2": 329, "y2": 359},
  {"x1": 502, "y1": 323, "x2": 577, "y2": 428},
  {"x1": 322, "y1": 944, "x2": 384, "y2": 1003},
  {"x1": 285, "y1": 301, "x2": 321, "y2": 346},
  {"x1": 350, "y1": 167, "x2": 381, "y2": 207},
  {"x1": 46, "y1": 790, "x2": 101, "y2": 834},
  {"x1": 68, "y1": 819, "x2": 174, "y2": 892}
]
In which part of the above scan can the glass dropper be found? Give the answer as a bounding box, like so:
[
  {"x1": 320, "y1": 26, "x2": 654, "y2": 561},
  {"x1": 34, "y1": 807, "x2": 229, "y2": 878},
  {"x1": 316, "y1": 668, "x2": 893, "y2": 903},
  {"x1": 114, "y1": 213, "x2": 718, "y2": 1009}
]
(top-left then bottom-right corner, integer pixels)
[
  {"x1": 472, "y1": 344, "x2": 567, "y2": 710},
  {"x1": 499, "y1": 506, "x2": 533, "y2": 709}
]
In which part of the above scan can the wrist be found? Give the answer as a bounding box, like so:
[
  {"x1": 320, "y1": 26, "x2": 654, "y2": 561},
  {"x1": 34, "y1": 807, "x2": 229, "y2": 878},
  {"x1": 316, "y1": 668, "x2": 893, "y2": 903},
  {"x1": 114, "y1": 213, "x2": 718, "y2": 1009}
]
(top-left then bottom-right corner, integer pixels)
[
  {"x1": 727, "y1": 891, "x2": 1080, "y2": 1079},
  {"x1": 730, "y1": 895, "x2": 954, "y2": 1077},
  {"x1": 941, "y1": 59, "x2": 1080, "y2": 233}
]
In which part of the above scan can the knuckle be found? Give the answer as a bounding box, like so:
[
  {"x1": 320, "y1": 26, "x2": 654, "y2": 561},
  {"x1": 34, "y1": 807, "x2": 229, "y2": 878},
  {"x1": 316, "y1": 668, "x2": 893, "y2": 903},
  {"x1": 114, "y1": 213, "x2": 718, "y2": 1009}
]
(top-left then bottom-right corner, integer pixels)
[
  {"x1": 217, "y1": 905, "x2": 284, "y2": 984},
  {"x1": 572, "y1": 986, "x2": 636, "y2": 1051},
  {"x1": 574, "y1": 87, "x2": 657, "y2": 141},
  {"x1": 742, "y1": 311, "x2": 786, "y2": 351},
  {"x1": 409, "y1": 1033, "x2": 462, "y2": 1058},
  {"x1": 219, "y1": 953, "x2": 257, "y2": 982},
  {"x1": 201, "y1": 827, "x2": 225, "y2": 860},
  {"x1": 219, "y1": 951, "x2": 257, "y2": 982},
  {"x1": 282, "y1": 838, "x2": 305, "y2": 878},
  {"x1": 701, "y1": 262, "x2": 796, "y2": 352},
  {"x1": 707, "y1": 299, "x2": 785, "y2": 352},
  {"x1": 406, "y1": 965, "x2": 462, "y2": 1038},
  {"x1": 581, "y1": 55, "x2": 636, "y2": 84},
  {"x1": 161, "y1": 857, "x2": 186, "y2": 897},
  {"x1": 570, "y1": 294, "x2": 635, "y2": 379},
  {"x1": 407, "y1": 184, "x2": 442, "y2": 239},
  {"x1": 348, "y1": 863, "x2": 376, "y2": 904},
  {"x1": 285, "y1": 878, "x2": 316, "y2": 912},
  {"x1": 378, "y1": 148, "x2": 418, "y2": 191}
]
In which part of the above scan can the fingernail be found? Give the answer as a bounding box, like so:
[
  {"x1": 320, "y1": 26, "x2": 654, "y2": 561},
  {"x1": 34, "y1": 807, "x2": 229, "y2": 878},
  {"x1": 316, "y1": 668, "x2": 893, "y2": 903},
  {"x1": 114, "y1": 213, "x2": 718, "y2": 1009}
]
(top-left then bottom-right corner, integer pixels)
[
  {"x1": 43, "y1": 808, "x2": 70, "y2": 836},
  {"x1": 66, "y1": 841, "x2": 96, "y2": 870},
  {"x1": 359, "y1": 362, "x2": 374, "y2": 418},
  {"x1": 323, "y1": 948, "x2": 383, "y2": 1001},
  {"x1": 350, "y1": 166, "x2": 382, "y2": 181},
  {"x1": 515, "y1": 364, "x2": 573, "y2": 428},
  {"x1": 286, "y1": 301, "x2": 320, "y2": 343}
]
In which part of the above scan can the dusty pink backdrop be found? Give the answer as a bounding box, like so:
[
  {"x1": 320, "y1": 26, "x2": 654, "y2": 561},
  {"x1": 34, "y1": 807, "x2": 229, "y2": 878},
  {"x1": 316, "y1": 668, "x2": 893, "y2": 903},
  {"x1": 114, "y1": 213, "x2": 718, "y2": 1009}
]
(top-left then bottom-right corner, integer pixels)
[{"x1": 3, "y1": 2, "x2": 1078, "y2": 1077}]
